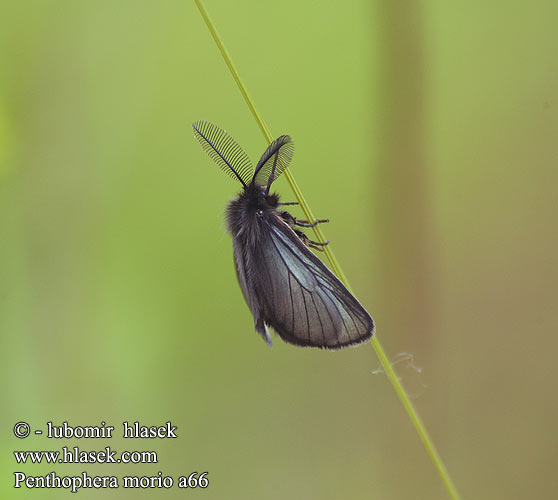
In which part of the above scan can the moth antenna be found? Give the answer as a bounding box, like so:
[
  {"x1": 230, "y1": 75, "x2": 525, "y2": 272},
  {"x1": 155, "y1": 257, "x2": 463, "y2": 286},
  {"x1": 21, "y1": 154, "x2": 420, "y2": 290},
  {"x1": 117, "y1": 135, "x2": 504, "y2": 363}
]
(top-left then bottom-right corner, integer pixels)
[
  {"x1": 252, "y1": 135, "x2": 294, "y2": 190},
  {"x1": 193, "y1": 121, "x2": 254, "y2": 186}
]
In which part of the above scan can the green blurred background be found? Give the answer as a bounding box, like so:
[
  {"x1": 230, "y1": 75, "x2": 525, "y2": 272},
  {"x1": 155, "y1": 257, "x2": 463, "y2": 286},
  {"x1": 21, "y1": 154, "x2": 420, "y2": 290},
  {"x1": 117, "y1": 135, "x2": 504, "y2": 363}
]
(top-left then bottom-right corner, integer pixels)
[{"x1": 1, "y1": 1, "x2": 557, "y2": 498}]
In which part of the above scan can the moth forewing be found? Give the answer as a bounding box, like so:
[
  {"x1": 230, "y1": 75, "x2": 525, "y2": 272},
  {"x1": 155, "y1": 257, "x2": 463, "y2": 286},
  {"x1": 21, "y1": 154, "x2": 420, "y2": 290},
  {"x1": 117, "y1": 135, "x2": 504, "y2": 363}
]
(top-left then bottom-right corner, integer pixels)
[{"x1": 253, "y1": 213, "x2": 374, "y2": 348}]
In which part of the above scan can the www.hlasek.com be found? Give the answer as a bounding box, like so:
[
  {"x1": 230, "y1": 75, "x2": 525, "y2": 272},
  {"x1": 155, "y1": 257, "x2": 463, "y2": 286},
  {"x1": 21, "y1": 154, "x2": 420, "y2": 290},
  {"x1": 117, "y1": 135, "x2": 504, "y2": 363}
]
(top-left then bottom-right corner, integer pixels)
[{"x1": 14, "y1": 447, "x2": 157, "y2": 464}]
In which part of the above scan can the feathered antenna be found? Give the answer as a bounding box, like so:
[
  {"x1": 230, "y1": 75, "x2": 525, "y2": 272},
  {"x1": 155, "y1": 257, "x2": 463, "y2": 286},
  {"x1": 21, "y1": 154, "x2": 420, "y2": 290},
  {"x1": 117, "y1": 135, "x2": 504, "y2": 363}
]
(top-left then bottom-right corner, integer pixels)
[
  {"x1": 193, "y1": 121, "x2": 254, "y2": 186},
  {"x1": 252, "y1": 135, "x2": 294, "y2": 193}
]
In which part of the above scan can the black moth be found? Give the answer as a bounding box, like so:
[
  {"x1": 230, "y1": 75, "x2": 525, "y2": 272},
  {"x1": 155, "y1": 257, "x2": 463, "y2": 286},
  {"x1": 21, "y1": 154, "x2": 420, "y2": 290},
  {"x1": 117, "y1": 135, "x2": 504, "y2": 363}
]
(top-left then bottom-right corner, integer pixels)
[{"x1": 192, "y1": 120, "x2": 374, "y2": 349}]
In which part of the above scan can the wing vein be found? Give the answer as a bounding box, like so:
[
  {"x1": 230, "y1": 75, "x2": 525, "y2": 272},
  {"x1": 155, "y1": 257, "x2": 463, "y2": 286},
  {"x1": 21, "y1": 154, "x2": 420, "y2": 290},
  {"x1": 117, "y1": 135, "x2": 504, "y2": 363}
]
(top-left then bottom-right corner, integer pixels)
[
  {"x1": 301, "y1": 290, "x2": 310, "y2": 343},
  {"x1": 310, "y1": 294, "x2": 326, "y2": 345},
  {"x1": 288, "y1": 272, "x2": 295, "y2": 333},
  {"x1": 319, "y1": 291, "x2": 342, "y2": 347}
]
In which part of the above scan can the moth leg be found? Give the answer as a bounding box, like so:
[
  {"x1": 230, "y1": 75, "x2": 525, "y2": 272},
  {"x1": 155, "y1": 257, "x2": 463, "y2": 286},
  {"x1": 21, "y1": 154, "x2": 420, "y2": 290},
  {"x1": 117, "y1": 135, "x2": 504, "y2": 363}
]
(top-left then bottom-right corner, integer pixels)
[
  {"x1": 308, "y1": 240, "x2": 330, "y2": 252},
  {"x1": 295, "y1": 229, "x2": 330, "y2": 252},
  {"x1": 279, "y1": 210, "x2": 297, "y2": 227},
  {"x1": 295, "y1": 218, "x2": 329, "y2": 228},
  {"x1": 278, "y1": 201, "x2": 299, "y2": 206}
]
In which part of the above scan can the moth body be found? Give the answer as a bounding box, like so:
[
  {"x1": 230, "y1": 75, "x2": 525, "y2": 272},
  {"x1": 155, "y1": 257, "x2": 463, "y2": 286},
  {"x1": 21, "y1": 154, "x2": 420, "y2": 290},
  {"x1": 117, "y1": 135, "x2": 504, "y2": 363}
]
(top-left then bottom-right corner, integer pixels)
[{"x1": 193, "y1": 120, "x2": 374, "y2": 349}]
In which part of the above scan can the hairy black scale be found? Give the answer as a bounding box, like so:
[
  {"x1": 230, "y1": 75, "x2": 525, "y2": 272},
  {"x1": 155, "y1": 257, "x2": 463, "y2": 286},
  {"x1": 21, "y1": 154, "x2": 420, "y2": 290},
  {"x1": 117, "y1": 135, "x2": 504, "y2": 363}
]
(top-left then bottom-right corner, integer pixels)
[{"x1": 226, "y1": 183, "x2": 282, "y2": 248}]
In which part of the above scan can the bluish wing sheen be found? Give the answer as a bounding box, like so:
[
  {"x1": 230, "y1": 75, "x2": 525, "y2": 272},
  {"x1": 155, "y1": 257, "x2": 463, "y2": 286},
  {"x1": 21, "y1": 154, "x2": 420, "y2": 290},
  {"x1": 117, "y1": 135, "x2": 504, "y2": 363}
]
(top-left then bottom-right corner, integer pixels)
[{"x1": 253, "y1": 215, "x2": 374, "y2": 348}]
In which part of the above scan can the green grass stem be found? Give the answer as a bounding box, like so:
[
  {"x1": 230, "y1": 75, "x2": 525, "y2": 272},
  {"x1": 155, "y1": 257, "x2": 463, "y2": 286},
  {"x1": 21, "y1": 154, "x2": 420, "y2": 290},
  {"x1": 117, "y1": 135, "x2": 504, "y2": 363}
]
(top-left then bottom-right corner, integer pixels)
[{"x1": 193, "y1": 1, "x2": 462, "y2": 498}]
